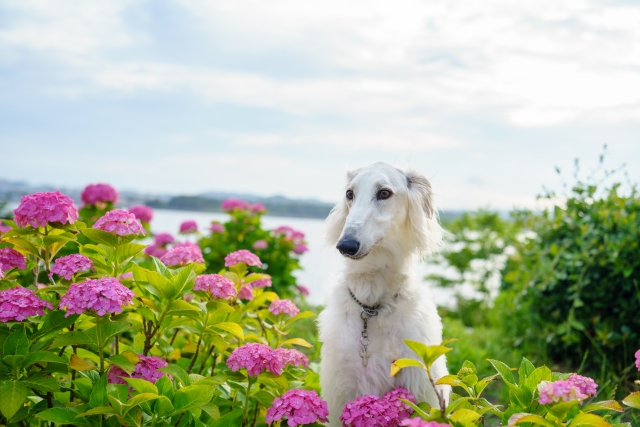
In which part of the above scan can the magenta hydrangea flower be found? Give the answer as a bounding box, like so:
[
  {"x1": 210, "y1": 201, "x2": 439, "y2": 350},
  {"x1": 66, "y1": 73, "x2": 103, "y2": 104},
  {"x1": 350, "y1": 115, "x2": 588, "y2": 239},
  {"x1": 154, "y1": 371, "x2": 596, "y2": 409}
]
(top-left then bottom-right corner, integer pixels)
[
  {"x1": 160, "y1": 242, "x2": 204, "y2": 266},
  {"x1": 635, "y1": 349, "x2": 640, "y2": 371},
  {"x1": 266, "y1": 389, "x2": 329, "y2": 426},
  {"x1": 93, "y1": 209, "x2": 145, "y2": 236},
  {"x1": 400, "y1": 420, "x2": 450, "y2": 427},
  {"x1": 194, "y1": 274, "x2": 237, "y2": 299},
  {"x1": 383, "y1": 388, "x2": 416, "y2": 422},
  {"x1": 50, "y1": 254, "x2": 93, "y2": 280},
  {"x1": 224, "y1": 249, "x2": 262, "y2": 267},
  {"x1": 293, "y1": 243, "x2": 309, "y2": 255},
  {"x1": 59, "y1": 277, "x2": 134, "y2": 317},
  {"x1": 274, "y1": 226, "x2": 305, "y2": 242},
  {"x1": 14, "y1": 191, "x2": 78, "y2": 228},
  {"x1": 239, "y1": 284, "x2": 254, "y2": 300},
  {"x1": 250, "y1": 203, "x2": 266, "y2": 213},
  {"x1": 226, "y1": 343, "x2": 285, "y2": 376},
  {"x1": 210, "y1": 222, "x2": 225, "y2": 233},
  {"x1": 145, "y1": 245, "x2": 168, "y2": 258},
  {"x1": 108, "y1": 354, "x2": 168, "y2": 384},
  {"x1": 81, "y1": 183, "x2": 119, "y2": 206},
  {"x1": 128, "y1": 205, "x2": 153, "y2": 223},
  {"x1": 340, "y1": 394, "x2": 398, "y2": 427},
  {"x1": 0, "y1": 221, "x2": 11, "y2": 234},
  {"x1": 297, "y1": 285, "x2": 310, "y2": 297},
  {"x1": 275, "y1": 348, "x2": 309, "y2": 368},
  {"x1": 0, "y1": 269, "x2": 4, "y2": 280},
  {"x1": 252, "y1": 239, "x2": 268, "y2": 250},
  {"x1": 154, "y1": 233, "x2": 174, "y2": 246},
  {"x1": 269, "y1": 300, "x2": 300, "y2": 317},
  {"x1": 221, "y1": 198, "x2": 250, "y2": 212},
  {"x1": 538, "y1": 380, "x2": 587, "y2": 405},
  {"x1": 0, "y1": 287, "x2": 53, "y2": 322},
  {"x1": 0, "y1": 248, "x2": 26, "y2": 272},
  {"x1": 567, "y1": 374, "x2": 597, "y2": 397},
  {"x1": 179, "y1": 220, "x2": 198, "y2": 233},
  {"x1": 247, "y1": 274, "x2": 271, "y2": 288}
]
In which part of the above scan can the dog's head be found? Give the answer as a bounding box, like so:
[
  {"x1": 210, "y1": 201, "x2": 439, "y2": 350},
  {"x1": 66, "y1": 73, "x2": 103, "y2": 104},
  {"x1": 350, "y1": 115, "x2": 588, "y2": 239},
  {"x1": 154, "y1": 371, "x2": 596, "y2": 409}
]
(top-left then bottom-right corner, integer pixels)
[{"x1": 326, "y1": 162, "x2": 442, "y2": 260}]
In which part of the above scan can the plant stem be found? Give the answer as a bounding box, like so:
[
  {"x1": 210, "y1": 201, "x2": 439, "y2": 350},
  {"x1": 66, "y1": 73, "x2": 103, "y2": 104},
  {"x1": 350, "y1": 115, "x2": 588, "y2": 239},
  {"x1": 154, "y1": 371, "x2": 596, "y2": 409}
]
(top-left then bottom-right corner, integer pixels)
[
  {"x1": 198, "y1": 345, "x2": 216, "y2": 374},
  {"x1": 96, "y1": 315, "x2": 105, "y2": 374},
  {"x1": 241, "y1": 377, "x2": 255, "y2": 427},
  {"x1": 187, "y1": 334, "x2": 203, "y2": 373},
  {"x1": 426, "y1": 367, "x2": 447, "y2": 415}
]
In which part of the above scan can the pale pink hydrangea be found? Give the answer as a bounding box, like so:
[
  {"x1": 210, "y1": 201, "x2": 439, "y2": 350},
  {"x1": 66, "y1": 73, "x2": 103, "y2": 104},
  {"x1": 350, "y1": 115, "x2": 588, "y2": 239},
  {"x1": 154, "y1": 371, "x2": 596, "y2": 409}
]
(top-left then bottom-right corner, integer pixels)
[
  {"x1": 221, "y1": 198, "x2": 250, "y2": 212},
  {"x1": 239, "y1": 284, "x2": 254, "y2": 300},
  {"x1": 567, "y1": 374, "x2": 598, "y2": 397},
  {"x1": 194, "y1": 274, "x2": 237, "y2": 299},
  {"x1": 93, "y1": 210, "x2": 145, "y2": 236},
  {"x1": 247, "y1": 274, "x2": 272, "y2": 288},
  {"x1": 266, "y1": 389, "x2": 329, "y2": 426},
  {"x1": 269, "y1": 300, "x2": 300, "y2": 317},
  {"x1": 252, "y1": 239, "x2": 268, "y2": 250},
  {"x1": 0, "y1": 221, "x2": 11, "y2": 234},
  {"x1": 538, "y1": 380, "x2": 587, "y2": 405},
  {"x1": 275, "y1": 348, "x2": 309, "y2": 368},
  {"x1": 50, "y1": 254, "x2": 93, "y2": 280},
  {"x1": 14, "y1": 191, "x2": 78, "y2": 228},
  {"x1": 225, "y1": 249, "x2": 261, "y2": 267},
  {"x1": 59, "y1": 277, "x2": 134, "y2": 317},
  {"x1": 210, "y1": 222, "x2": 225, "y2": 233},
  {"x1": 274, "y1": 226, "x2": 306, "y2": 242},
  {"x1": 250, "y1": 203, "x2": 266, "y2": 213},
  {"x1": 108, "y1": 354, "x2": 168, "y2": 384},
  {"x1": 297, "y1": 285, "x2": 310, "y2": 297},
  {"x1": 160, "y1": 242, "x2": 203, "y2": 266},
  {"x1": 119, "y1": 272, "x2": 134, "y2": 280},
  {"x1": 226, "y1": 343, "x2": 285, "y2": 376},
  {"x1": 0, "y1": 287, "x2": 53, "y2": 322},
  {"x1": 635, "y1": 349, "x2": 640, "y2": 371},
  {"x1": 81, "y1": 183, "x2": 119, "y2": 206},
  {"x1": 179, "y1": 220, "x2": 198, "y2": 233},
  {"x1": 400, "y1": 420, "x2": 450, "y2": 427},
  {"x1": 0, "y1": 247, "x2": 26, "y2": 271},
  {"x1": 293, "y1": 243, "x2": 309, "y2": 254},
  {"x1": 128, "y1": 205, "x2": 153, "y2": 223}
]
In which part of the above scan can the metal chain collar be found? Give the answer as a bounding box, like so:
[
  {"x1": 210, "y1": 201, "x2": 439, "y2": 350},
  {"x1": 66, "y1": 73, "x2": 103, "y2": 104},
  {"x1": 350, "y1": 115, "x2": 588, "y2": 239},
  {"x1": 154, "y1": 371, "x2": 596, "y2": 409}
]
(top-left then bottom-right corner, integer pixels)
[{"x1": 348, "y1": 288, "x2": 380, "y2": 367}]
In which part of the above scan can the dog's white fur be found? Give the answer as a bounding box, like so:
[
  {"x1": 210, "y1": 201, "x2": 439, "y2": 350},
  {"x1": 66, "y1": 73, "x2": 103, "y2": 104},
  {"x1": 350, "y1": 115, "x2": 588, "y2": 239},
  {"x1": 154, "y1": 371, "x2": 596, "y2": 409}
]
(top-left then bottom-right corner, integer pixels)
[{"x1": 318, "y1": 162, "x2": 451, "y2": 426}]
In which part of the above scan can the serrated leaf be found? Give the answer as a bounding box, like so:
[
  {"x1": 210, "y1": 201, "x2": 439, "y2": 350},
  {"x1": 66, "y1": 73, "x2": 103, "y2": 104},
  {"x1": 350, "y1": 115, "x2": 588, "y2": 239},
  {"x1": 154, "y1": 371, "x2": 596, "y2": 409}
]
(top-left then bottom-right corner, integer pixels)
[
  {"x1": 436, "y1": 374, "x2": 462, "y2": 386},
  {"x1": 36, "y1": 407, "x2": 89, "y2": 425},
  {"x1": 0, "y1": 381, "x2": 28, "y2": 419},
  {"x1": 547, "y1": 400, "x2": 580, "y2": 419},
  {"x1": 124, "y1": 378, "x2": 158, "y2": 395},
  {"x1": 107, "y1": 354, "x2": 137, "y2": 374},
  {"x1": 488, "y1": 359, "x2": 516, "y2": 385},
  {"x1": 33, "y1": 311, "x2": 79, "y2": 339},
  {"x1": 22, "y1": 351, "x2": 66, "y2": 368},
  {"x1": 90, "y1": 372, "x2": 109, "y2": 408},
  {"x1": 50, "y1": 329, "x2": 97, "y2": 348},
  {"x1": 70, "y1": 354, "x2": 95, "y2": 371},
  {"x1": 568, "y1": 413, "x2": 612, "y2": 427},
  {"x1": 22, "y1": 374, "x2": 60, "y2": 393},
  {"x1": 116, "y1": 243, "x2": 146, "y2": 263},
  {"x1": 159, "y1": 365, "x2": 190, "y2": 386},
  {"x1": 3, "y1": 237, "x2": 39, "y2": 256},
  {"x1": 583, "y1": 400, "x2": 624, "y2": 413},
  {"x1": 124, "y1": 393, "x2": 163, "y2": 414},
  {"x1": 3, "y1": 328, "x2": 29, "y2": 356},
  {"x1": 80, "y1": 228, "x2": 119, "y2": 247},
  {"x1": 211, "y1": 322, "x2": 244, "y2": 340},
  {"x1": 170, "y1": 385, "x2": 215, "y2": 416},
  {"x1": 518, "y1": 358, "x2": 535, "y2": 386}
]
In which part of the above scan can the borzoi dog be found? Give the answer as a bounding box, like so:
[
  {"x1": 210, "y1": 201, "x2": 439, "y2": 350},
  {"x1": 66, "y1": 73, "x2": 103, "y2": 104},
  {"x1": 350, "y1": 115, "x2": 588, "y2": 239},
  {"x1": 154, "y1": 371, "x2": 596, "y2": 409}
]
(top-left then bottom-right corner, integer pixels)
[{"x1": 318, "y1": 162, "x2": 451, "y2": 426}]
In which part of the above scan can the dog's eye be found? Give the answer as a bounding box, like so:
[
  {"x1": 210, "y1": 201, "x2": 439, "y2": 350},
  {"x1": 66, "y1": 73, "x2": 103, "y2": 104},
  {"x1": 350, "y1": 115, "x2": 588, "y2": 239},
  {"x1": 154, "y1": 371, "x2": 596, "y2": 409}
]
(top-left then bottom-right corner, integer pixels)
[
  {"x1": 377, "y1": 189, "x2": 392, "y2": 200},
  {"x1": 346, "y1": 190, "x2": 354, "y2": 200}
]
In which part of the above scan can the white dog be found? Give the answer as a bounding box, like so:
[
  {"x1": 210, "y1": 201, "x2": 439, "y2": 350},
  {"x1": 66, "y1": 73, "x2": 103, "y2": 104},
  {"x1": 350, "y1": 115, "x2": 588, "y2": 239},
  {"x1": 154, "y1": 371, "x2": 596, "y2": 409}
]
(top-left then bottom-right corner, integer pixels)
[{"x1": 318, "y1": 162, "x2": 451, "y2": 426}]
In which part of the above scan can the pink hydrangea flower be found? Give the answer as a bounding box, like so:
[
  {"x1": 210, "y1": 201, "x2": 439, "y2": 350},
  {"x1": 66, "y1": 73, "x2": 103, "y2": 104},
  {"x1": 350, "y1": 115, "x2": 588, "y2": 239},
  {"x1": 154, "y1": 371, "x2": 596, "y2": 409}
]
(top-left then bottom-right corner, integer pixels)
[
  {"x1": 538, "y1": 380, "x2": 587, "y2": 405},
  {"x1": 179, "y1": 220, "x2": 198, "y2": 233},
  {"x1": 400, "y1": 420, "x2": 450, "y2": 427},
  {"x1": 108, "y1": 354, "x2": 168, "y2": 384},
  {"x1": 0, "y1": 269, "x2": 4, "y2": 280},
  {"x1": 153, "y1": 233, "x2": 174, "y2": 246},
  {"x1": 226, "y1": 343, "x2": 285, "y2": 376},
  {"x1": 293, "y1": 243, "x2": 309, "y2": 255},
  {"x1": 275, "y1": 348, "x2": 309, "y2": 368},
  {"x1": 239, "y1": 284, "x2": 254, "y2": 300},
  {"x1": 119, "y1": 272, "x2": 134, "y2": 280},
  {"x1": 145, "y1": 245, "x2": 168, "y2": 258},
  {"x1": 50, "y1": 254, "x2": 93, "y2": 280},
  {"x1": 266, "y1": 389, "x2": 329, "y2": 426},
  {"x1": 250, "y1": 203, "x2": 266, "y2": 213},
  {"x1": 93, "y1": 209, "x2": 145, "y2": 236},
  {"x1": 567, "y1": 374, "x2": 598, "y2": 397},
  {"x1": 194, "y1": 274, "x2": 237, "y2": 299},
  {"x1": 81, "y1": 183, "x2": 119, "y2": 206},
  {"x1": 128, "y1": 205, "x2": 153, "y2": 223},
  {"x1": 225, "y1": 249, "x2": 262, "y2": 267},
  {"x1": 247, "y1": 274, "x2": 272, "y2": 288},
  {"x1": 0, "y1": 287, "x2": 53, "y2": 322},
  {"x1": 0, "y1": 220, "x2": 11, "y2": 234},
  {"x1": 252, "y1": 239, "x2": 268, "y2": 250},
  {"x1": 297, "y1": 285, "x2": 310, "y2": 297},
  {"x1": 14, "y1": 191, "x2": 78, "y2": 228},
  {"x1": 0, "y1": 248, "x2": 26, "y2": 272},
  {"x1": 383, "y1": 388, "x2": 416, "y2": 422},
  {"x1": 340, "y1": 394, "x2": 398, "y2": 427},
  {"x1": 59, "y1": 277, "x2": 134, "y2": 317},
  {"x1": 635, "y1": 349, "x2": 640, "y2": 371},
  {"x1": 274, "y1": 226, "x2": 305, "y2": 242},
  {"x1": 160, "y1": 242, "x2": 204, "y2": 266},
  {"x1": 269, "y1": 300, "x2": 300, "y2": 317},
  {"x1": 221, "y1": 198, "x2": 250, "y2": 212},
  {"x1": 210, "y1": 222, "x2": 225, "y2": 233}
]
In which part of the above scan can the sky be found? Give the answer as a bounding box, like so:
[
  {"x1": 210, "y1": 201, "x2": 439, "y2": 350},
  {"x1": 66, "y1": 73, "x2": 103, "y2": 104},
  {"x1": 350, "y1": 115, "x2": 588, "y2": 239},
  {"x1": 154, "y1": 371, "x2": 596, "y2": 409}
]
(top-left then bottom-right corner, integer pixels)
[{"x1": 0, "y1": 0, "x2": 639, "y2": 211}]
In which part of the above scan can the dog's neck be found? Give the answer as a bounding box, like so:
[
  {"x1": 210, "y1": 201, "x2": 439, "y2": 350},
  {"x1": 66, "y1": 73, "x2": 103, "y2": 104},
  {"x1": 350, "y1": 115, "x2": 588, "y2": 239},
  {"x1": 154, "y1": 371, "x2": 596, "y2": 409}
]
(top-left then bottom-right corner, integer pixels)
[{"x1": 342, "y1": 245, "x2": 415, "y2": 307}]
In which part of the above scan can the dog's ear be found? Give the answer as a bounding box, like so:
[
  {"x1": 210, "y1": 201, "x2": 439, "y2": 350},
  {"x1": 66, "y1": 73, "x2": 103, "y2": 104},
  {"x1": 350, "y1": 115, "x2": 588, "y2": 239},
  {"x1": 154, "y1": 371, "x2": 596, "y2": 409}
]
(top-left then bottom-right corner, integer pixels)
[
  {"x1": 325, "y1": 168, "x2": 359, "y2": 246},
  {"x1": 405, "y1": 169, "x2": 443, "y2": 256}
]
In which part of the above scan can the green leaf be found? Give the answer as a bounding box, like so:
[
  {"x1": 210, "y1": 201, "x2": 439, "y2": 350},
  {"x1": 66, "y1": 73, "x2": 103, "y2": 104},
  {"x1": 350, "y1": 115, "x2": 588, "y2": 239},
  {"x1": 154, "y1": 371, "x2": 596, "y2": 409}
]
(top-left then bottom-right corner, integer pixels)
[
  {"x1": 582, "y1": 400, "x2": 624, "y2": 413},
  {"x1": 568, "y1": 413, "x2": 612, "y2": 427},
  {"x1": 253, "y1": 390, "x2": 275, "y2": 407},
  {"x1": 3, "y1": 237, "x2": 39, "y2": 256},
  {"x1": 90, "y1": 372, "x2": 109, "y2": 408},
  {"x1": 461, "y1": 374, "x2": 478, "y2": 387},
  {"x1": 201, "y1": 403, "x2": 220, "y2": 421},
  {"x1": 170, "y1": 385, "x2": 215, "y2": 415},
  {"x1": 508, "y1": 413, "x2": 556, "y2": 427},
  {"x1": 390, "y1": 358, "x2": 425, "y2": 377},
  {"x1": 80, "y1": 228, "x2": 119, "y2": 247},
  {"x1": 69, "y1": 354, "x2": 96, "y2": 371},
  {"x1": 547, "y1": 400, "x2": 580, "y2": 419},
  {"x1": 403, "y1": 339, "x2": 429, "y2": 361},
  {"x1": 622, "y1": 391, "x2": 640, "y2": 410},
  {"x1": 475, "y1": 374, "x2": 499, "y2": 396},
  {"x1": 36, "y1": 407, "x2": 89, "y2": 425},
  {"x1": 97, "y1": 321, "x2": 133, "y2": 346},
  {"x1": 159, "y1": 364, "x2": 190, "y2": 386},
  {"x1": 133, "y1": 265, "x2": 175, "y2": 299},
  {"x1": 116, "y1": 243, "x2": 146, "y2": 263},
  {"x1": 107, "y1": 354, "x2": 137, "y2": 375},
  {"x1": 3, "y1": 355, "x2": 25, "y2": 367},
  {"x1": 124, "y1": 378, "x2": 158, "y2": 395},
  {"x1": 79, "y1": 406, "x2": 117, "y2": 416},
  {"x1": 518, "y1": 358, "x2": 535, "y2": 386},
  {"x1": 50, "y1": 329, "x2": 97, "y2": 348},
  {"x1": 211, "y1": 322, "x2": 244, "y2": 340},
  {"x1": 124, "y1": 393, "x2": 164, "y2": 414},
  {"x1": 156, "y1": 374, "x2": 175, "y2": 400},
  {"x1": 22, "y1": 374, "x2": 60, "y2": 393},
  {"x1": 22, "y1": 351, "x2": 67, "y2": 368},
  {"x1": 0, "y1": 380, "x2": 27, "y2": 419},
  {"x1": 170, "y1": 264, "x2": 196, "y2": 298},
  {"x1": 488, "y1": 359, "x2": 516, "y2": 385},
  {"x1": 523, "y1": 366, "x2": 552, "y2": 394},
  {"x1": 167, "y1": 299, "x2": 200, "y2": 314},
  {"x1": 450, "y1": 408, "x2": 481, "y2": 422},
  {"x1": 3, "y1": 328, "x2": 29, "y2": 356},
  {"x1": 33, "y1": 311, "x2": 79, "y2": 340}
]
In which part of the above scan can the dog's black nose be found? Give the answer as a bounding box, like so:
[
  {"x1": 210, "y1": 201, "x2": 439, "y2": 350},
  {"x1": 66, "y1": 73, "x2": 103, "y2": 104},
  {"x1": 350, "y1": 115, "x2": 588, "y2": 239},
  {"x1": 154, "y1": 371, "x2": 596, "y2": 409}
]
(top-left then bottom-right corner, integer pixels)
[{"x1": 337, "y1": 238, "x2": 360, "y2": 256}]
